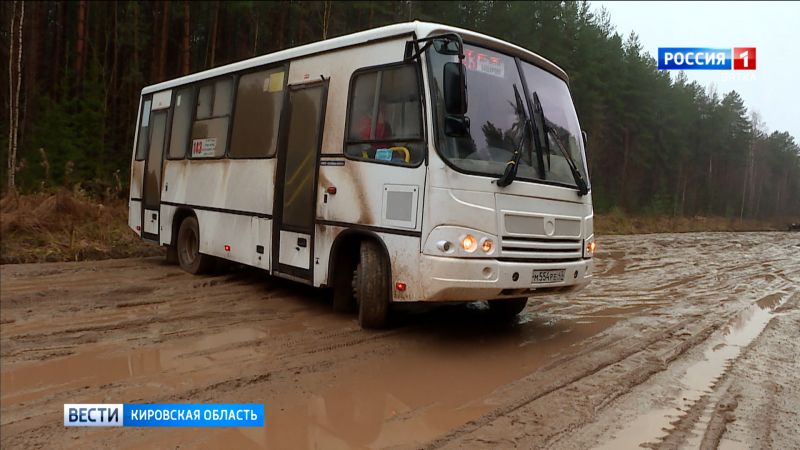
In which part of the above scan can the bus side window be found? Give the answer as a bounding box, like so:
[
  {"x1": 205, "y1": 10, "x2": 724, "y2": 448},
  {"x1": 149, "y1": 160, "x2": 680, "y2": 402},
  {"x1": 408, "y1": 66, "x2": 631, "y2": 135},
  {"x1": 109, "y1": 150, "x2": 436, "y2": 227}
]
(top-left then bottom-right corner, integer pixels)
[
  {"x1": 190, "y1": 77, "x2": 233, "y2": 158},
  {"x1": 135, "y1": 98, "x2": 152, "y2": 160},
  {"x1": 345, "y1": 64, "x2": 424, "y2": 166},
  {"x1": 229, "y1": 68, "x2": 285, "y2": 158},
  {"x1": 168, "y1": 87, "x2": 194, "y2": 159}
]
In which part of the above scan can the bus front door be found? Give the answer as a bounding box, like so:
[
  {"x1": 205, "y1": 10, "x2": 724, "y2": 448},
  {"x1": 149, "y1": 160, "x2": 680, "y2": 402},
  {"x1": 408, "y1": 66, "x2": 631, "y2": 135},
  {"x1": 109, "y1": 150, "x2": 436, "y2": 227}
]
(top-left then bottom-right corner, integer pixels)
[
  {"x1": 141, "y1": 108, "x2": 168, "y2": 242},
  {"x1": 273, "y1": 81, "x2": 328, "y2": 281}
]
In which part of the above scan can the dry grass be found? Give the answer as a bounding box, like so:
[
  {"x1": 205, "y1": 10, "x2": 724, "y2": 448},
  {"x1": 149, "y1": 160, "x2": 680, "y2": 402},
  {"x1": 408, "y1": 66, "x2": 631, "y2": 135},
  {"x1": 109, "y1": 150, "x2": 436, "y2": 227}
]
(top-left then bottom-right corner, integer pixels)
[
  {"x1": 594, "y1": 210, "x2": 784, "y2": 235},
  {"x1": 0, "y1": 190, "x2": 161, "y2": 264}
]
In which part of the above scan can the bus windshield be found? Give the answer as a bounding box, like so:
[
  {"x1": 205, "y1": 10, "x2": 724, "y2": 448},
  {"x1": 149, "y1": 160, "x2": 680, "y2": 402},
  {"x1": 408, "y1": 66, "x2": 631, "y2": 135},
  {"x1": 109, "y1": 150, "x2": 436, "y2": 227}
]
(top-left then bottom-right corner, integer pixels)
[{"x1": 428, "y1": 43, "x2": 589, "y2": 189}]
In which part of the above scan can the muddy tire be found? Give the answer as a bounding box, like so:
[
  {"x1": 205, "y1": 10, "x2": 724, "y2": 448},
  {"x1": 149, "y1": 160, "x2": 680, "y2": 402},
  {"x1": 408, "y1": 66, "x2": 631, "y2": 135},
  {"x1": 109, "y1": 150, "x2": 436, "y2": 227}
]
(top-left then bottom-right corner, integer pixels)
[
  {"x1": 488, "y1": 297, "x2": 528, "y2": 318},
  {"x1": 353, "y1": 240, "x2": 390, "y2": 329},
  {"x1": 176, "y1": 216, "x2": 214, "y2": 275}
]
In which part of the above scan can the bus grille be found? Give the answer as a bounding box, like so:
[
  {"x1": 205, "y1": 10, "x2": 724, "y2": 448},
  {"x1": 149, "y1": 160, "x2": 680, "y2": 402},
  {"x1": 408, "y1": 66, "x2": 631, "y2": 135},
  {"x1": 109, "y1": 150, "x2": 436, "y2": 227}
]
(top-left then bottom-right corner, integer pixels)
[{"x1": 500, "y1": 236, "x2": 583, "y2": 261}]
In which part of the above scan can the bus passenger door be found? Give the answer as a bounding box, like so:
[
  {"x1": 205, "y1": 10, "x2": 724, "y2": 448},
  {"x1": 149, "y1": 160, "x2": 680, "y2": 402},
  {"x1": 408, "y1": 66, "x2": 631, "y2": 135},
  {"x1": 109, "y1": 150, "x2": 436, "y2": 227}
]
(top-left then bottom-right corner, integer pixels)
[
  {"x1": 273, "y1": 81, "x2": 328, "y2": 282},
  {"x1": 141, "y1": 91, "x2": 171, "y2": 241}
]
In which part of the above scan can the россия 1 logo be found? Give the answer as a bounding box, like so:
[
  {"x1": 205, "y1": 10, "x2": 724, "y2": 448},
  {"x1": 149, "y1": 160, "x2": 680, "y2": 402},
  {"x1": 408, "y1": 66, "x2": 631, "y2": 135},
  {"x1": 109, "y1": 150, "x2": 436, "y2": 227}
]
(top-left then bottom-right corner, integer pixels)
[{"x1": 658, "y1": 47, "x2": 756, "y2": 70}]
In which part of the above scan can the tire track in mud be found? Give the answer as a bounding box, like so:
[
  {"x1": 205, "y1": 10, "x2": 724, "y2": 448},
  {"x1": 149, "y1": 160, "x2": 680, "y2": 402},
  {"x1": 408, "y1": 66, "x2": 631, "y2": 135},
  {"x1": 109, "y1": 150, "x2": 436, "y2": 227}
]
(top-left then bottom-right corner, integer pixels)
[
  {"x1": 548, "y1": 291, "x2": 798, "y2": 450},
  {"x1": 656, "y1": 294, "x2": 797, "y2": 449},
  {"x1": 426, "y1": 312, "x2": 732, "y2": 449}
]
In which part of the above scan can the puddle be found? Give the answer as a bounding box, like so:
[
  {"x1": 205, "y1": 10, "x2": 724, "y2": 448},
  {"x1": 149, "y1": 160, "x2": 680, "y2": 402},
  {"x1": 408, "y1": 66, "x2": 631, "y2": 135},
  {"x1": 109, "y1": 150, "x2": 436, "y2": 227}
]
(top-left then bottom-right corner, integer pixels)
[
  {"x1": 258, "y1": 307, "x2": 630, "y2": 449},
  {"x1": 593, "y1": 295, "x2": 787, "y2": 450},
  {"x1": 2, "y1": 303, "x2": 640, "y2": 449},
  {"x1": 0, "y1": 327, "x2": 267, "y2": 406}
]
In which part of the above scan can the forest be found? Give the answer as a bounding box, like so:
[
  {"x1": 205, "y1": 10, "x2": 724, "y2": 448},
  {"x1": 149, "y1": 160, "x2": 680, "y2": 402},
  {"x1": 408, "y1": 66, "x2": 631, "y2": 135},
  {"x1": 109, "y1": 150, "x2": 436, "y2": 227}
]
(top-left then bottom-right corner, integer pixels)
[{"x1": 2, "y1": 1, "x2": 799, "y2": 220}]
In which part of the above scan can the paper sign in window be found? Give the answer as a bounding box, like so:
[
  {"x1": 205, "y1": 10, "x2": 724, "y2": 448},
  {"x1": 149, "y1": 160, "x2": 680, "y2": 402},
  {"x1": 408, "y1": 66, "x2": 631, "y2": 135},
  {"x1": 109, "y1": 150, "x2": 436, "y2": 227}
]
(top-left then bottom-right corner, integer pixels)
[{"x1": 191, "y1": 138, "x2": 217, "y2": 158}]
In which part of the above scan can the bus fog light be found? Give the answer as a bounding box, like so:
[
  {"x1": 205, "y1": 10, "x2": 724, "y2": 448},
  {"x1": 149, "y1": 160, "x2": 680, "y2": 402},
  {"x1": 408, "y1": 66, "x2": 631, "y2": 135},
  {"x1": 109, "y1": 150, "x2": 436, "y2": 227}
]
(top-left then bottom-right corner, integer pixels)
[
  {"x1": 480, "y1": 238, "x2": 494, "y2": 253},
  {"x1": 461, "y1": 235, "x2": 477, "y2": 252},
  {"x1": 436, "y1": 240, "x2": 453, "y2": 253}
]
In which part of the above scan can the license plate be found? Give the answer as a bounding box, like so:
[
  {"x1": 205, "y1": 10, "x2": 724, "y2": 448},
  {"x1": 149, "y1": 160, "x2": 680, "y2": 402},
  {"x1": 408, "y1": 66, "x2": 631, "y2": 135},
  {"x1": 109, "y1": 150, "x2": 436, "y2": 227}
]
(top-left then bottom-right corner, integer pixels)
[{"x1": 532, "y1": 269, "x2": 565, "y2": 284}]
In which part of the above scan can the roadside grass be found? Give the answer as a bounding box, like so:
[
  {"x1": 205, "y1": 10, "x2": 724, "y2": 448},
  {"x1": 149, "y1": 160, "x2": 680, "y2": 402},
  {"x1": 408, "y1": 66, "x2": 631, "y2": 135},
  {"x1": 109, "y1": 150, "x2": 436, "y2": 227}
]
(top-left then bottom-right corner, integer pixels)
[
  {"x1": 0, "y1": 191, "x2": 788, "y2": 264},
  {"x1": 594, "y1": 209, "x2": 785, "y2": 235},
  {"x1": 0, "y1": 190, "x2": 161, "y2": 264}
]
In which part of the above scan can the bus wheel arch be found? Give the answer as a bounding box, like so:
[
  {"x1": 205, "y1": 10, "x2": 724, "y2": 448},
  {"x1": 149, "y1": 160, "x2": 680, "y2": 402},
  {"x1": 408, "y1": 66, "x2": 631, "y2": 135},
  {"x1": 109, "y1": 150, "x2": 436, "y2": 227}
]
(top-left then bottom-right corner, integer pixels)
[
  {"x1": 328, "y1": 230, "x2": 392, "y2": 326},
  {"x1": 166, "y1": 207, "x2": 194, "y2": 264},
  {"x1": 173, "y1": 209, "x2": 213, "y2": 275}
]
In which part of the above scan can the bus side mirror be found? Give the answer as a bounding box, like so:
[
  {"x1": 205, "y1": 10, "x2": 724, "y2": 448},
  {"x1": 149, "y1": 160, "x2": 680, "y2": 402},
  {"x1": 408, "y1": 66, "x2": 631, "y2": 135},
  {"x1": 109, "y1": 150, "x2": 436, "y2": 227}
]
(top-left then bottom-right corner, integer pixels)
[
  {"x1": 445, "y1": 115, "x2": 470, "y2": 137},
  {"x1": 443, "y1": 62, "x2": 467, "y2": 116},
  {"x1": 581, "y1": 130, "x2": 588, "y2": 148}
]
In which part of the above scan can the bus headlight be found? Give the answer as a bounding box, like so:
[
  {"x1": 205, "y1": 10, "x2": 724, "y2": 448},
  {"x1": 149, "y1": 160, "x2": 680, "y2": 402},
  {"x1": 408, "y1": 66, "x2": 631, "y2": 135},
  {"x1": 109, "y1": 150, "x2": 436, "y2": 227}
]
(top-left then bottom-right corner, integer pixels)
[
  {"x1": 424, "y1": 226, "x2": 499, "y2": 258},
  {"x1": 584, "y1": 236, "x2": 596, "y2": 258},
  {"x1": 461, "y1": 235, "x2": 477, "y2": 252}
]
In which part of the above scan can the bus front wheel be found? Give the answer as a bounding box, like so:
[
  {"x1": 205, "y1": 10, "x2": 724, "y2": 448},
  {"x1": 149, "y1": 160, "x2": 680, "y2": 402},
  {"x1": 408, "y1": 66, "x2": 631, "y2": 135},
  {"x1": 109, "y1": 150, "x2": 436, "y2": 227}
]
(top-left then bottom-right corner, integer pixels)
[
  {"x1": 177, "y1": 216, "x2": 214, "y2": 275},
  {"x1": 353, "y1": 240, "x2": 390, "y2": 329}
]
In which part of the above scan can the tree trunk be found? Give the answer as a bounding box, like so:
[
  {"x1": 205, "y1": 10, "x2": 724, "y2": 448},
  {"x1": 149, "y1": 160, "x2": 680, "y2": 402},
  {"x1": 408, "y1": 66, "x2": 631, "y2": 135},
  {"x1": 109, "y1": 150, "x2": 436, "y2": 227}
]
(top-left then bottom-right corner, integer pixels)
[
  {"x1": 8, "y1": 1, "x2": 16, "y2": 193},
  {"x1": 368, "y1": 2, "x2": 374, "y2": 28},
  {"x1": 619, "y1": 127, "x2": 630, "y2": 209},
  {"x1": 25, "y1": 1, "x2": 40, "y2": 108},
  {"x1": 7, "y1": 1, "x2": 24, "y2": 193},
  {"x1": 681, "y1": 172, "x2": 688, "y2": 216},
  {"x1": 157, "y1": 0, "x2": 169, "y2": 81},
  {"x1": 277, "y1": 2, "x2": 287, "y2": 50},
  {"x1": 706, "y1": 155, "x2": 713, "y2": 215},
  {"x1": 20, "y1": 1, "x2": 43, "y2": 151},
  {"x1": 150, "y1": 3, "x2": 159, "y2": 81},
  {"x1": 52, "y1": 1, "x2": 63, "y2": 96},
  {"x1": 252, "y1": 7, "x2": 259, "y2": 56},
  {"x1": 76, "y1": 0, "x2": 87, "y2": 83},
  {"x1": 15, "y1": 1, "x2": 24, "y2": 177},
  {"x1": 110, "y1": 1, "x2": 119, "y2": 108},
  {"x1": 209, "y1": 1, "x2": 220, "y2": 67},
  {"x1": 132, "y1": 1, "x2": 139, "y2": 75},
  {"x1": 739, "y1": 150, "x2": 749, "y2": 220},
  {"x1": 322, "y1": 1, "x2": 332, "y2": 39},
  {"x1": 182, "y1": 0, "x2": 190, "y2": 74}
]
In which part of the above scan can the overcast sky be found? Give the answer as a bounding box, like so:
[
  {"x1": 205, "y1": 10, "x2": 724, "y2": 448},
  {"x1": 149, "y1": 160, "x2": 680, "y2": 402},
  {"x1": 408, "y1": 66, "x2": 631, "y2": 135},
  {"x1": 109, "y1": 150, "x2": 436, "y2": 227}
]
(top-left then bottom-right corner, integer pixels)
[{"x1": 591, "y1": 1, "x2": 799, "y2": 139}]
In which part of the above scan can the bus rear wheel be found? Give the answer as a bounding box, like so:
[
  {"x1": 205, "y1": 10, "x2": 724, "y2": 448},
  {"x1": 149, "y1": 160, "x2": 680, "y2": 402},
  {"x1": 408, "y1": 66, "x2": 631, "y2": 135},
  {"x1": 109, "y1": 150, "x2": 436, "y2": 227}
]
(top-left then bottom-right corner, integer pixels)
[
  {"x1": 488, "y1": 297, "x2": 528, "y2": 318},
  {"x1": 177, "y1": 216, "x2": 214, "y2": 275},
  {"x1": 353, "y1": 240, "x2": 390, "y2": 329}
]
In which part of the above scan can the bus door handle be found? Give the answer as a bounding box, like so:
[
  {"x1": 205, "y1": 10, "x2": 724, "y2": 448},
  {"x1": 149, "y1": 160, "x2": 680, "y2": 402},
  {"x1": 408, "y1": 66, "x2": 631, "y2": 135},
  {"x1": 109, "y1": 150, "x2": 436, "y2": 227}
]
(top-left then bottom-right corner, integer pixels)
[{"x1": 297, "y1": 237, "x2": 307, "y2": 248}]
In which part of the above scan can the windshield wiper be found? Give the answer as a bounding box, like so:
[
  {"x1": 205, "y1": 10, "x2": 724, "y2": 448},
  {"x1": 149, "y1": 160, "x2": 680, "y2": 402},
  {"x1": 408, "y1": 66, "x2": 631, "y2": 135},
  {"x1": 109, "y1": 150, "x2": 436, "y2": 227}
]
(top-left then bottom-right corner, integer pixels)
[
  {"x1": 497, "y1": 84, "x2": 530, "y2": 187},
  {"x1": 531, "y1": 92, "x2": 589, "y2": 196}
]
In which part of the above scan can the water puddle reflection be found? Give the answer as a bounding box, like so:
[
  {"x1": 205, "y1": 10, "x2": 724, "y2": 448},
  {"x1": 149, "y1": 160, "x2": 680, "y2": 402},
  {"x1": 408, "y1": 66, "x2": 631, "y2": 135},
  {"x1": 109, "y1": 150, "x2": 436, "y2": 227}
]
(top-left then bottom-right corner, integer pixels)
[{"x1": 0, "y1": 327, "x2": 267, "y2": 406}]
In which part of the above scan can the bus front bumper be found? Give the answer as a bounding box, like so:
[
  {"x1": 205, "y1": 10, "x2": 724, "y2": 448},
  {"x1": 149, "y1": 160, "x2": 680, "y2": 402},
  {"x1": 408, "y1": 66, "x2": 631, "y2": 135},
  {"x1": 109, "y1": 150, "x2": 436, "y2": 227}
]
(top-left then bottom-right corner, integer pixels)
[{"x1": 416, "y1": 255, "x2": 593, "y2": 302}]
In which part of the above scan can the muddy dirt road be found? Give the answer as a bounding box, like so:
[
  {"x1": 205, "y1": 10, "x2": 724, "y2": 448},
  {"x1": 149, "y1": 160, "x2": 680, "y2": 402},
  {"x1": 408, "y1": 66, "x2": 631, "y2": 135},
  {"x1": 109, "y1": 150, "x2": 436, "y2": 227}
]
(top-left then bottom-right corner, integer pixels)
[{"x1": 1, "y1": 232, "x2": 798, "y2": 449}]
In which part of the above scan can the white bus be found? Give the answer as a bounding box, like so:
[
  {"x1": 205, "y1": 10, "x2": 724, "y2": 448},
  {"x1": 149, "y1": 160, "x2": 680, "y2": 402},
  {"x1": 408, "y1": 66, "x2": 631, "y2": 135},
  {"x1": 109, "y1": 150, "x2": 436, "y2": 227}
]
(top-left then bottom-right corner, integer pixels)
[{"x1": 128, "y1": 21, "x2": 595, "y2": 328}]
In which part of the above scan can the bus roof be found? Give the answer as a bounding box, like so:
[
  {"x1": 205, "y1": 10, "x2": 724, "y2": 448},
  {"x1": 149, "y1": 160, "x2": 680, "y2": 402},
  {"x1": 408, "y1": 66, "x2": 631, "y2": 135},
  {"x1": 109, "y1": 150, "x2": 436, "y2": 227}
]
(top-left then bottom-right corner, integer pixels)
[{"x1": 141, "y1": 21, "x2": 568, "y2": 95}]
